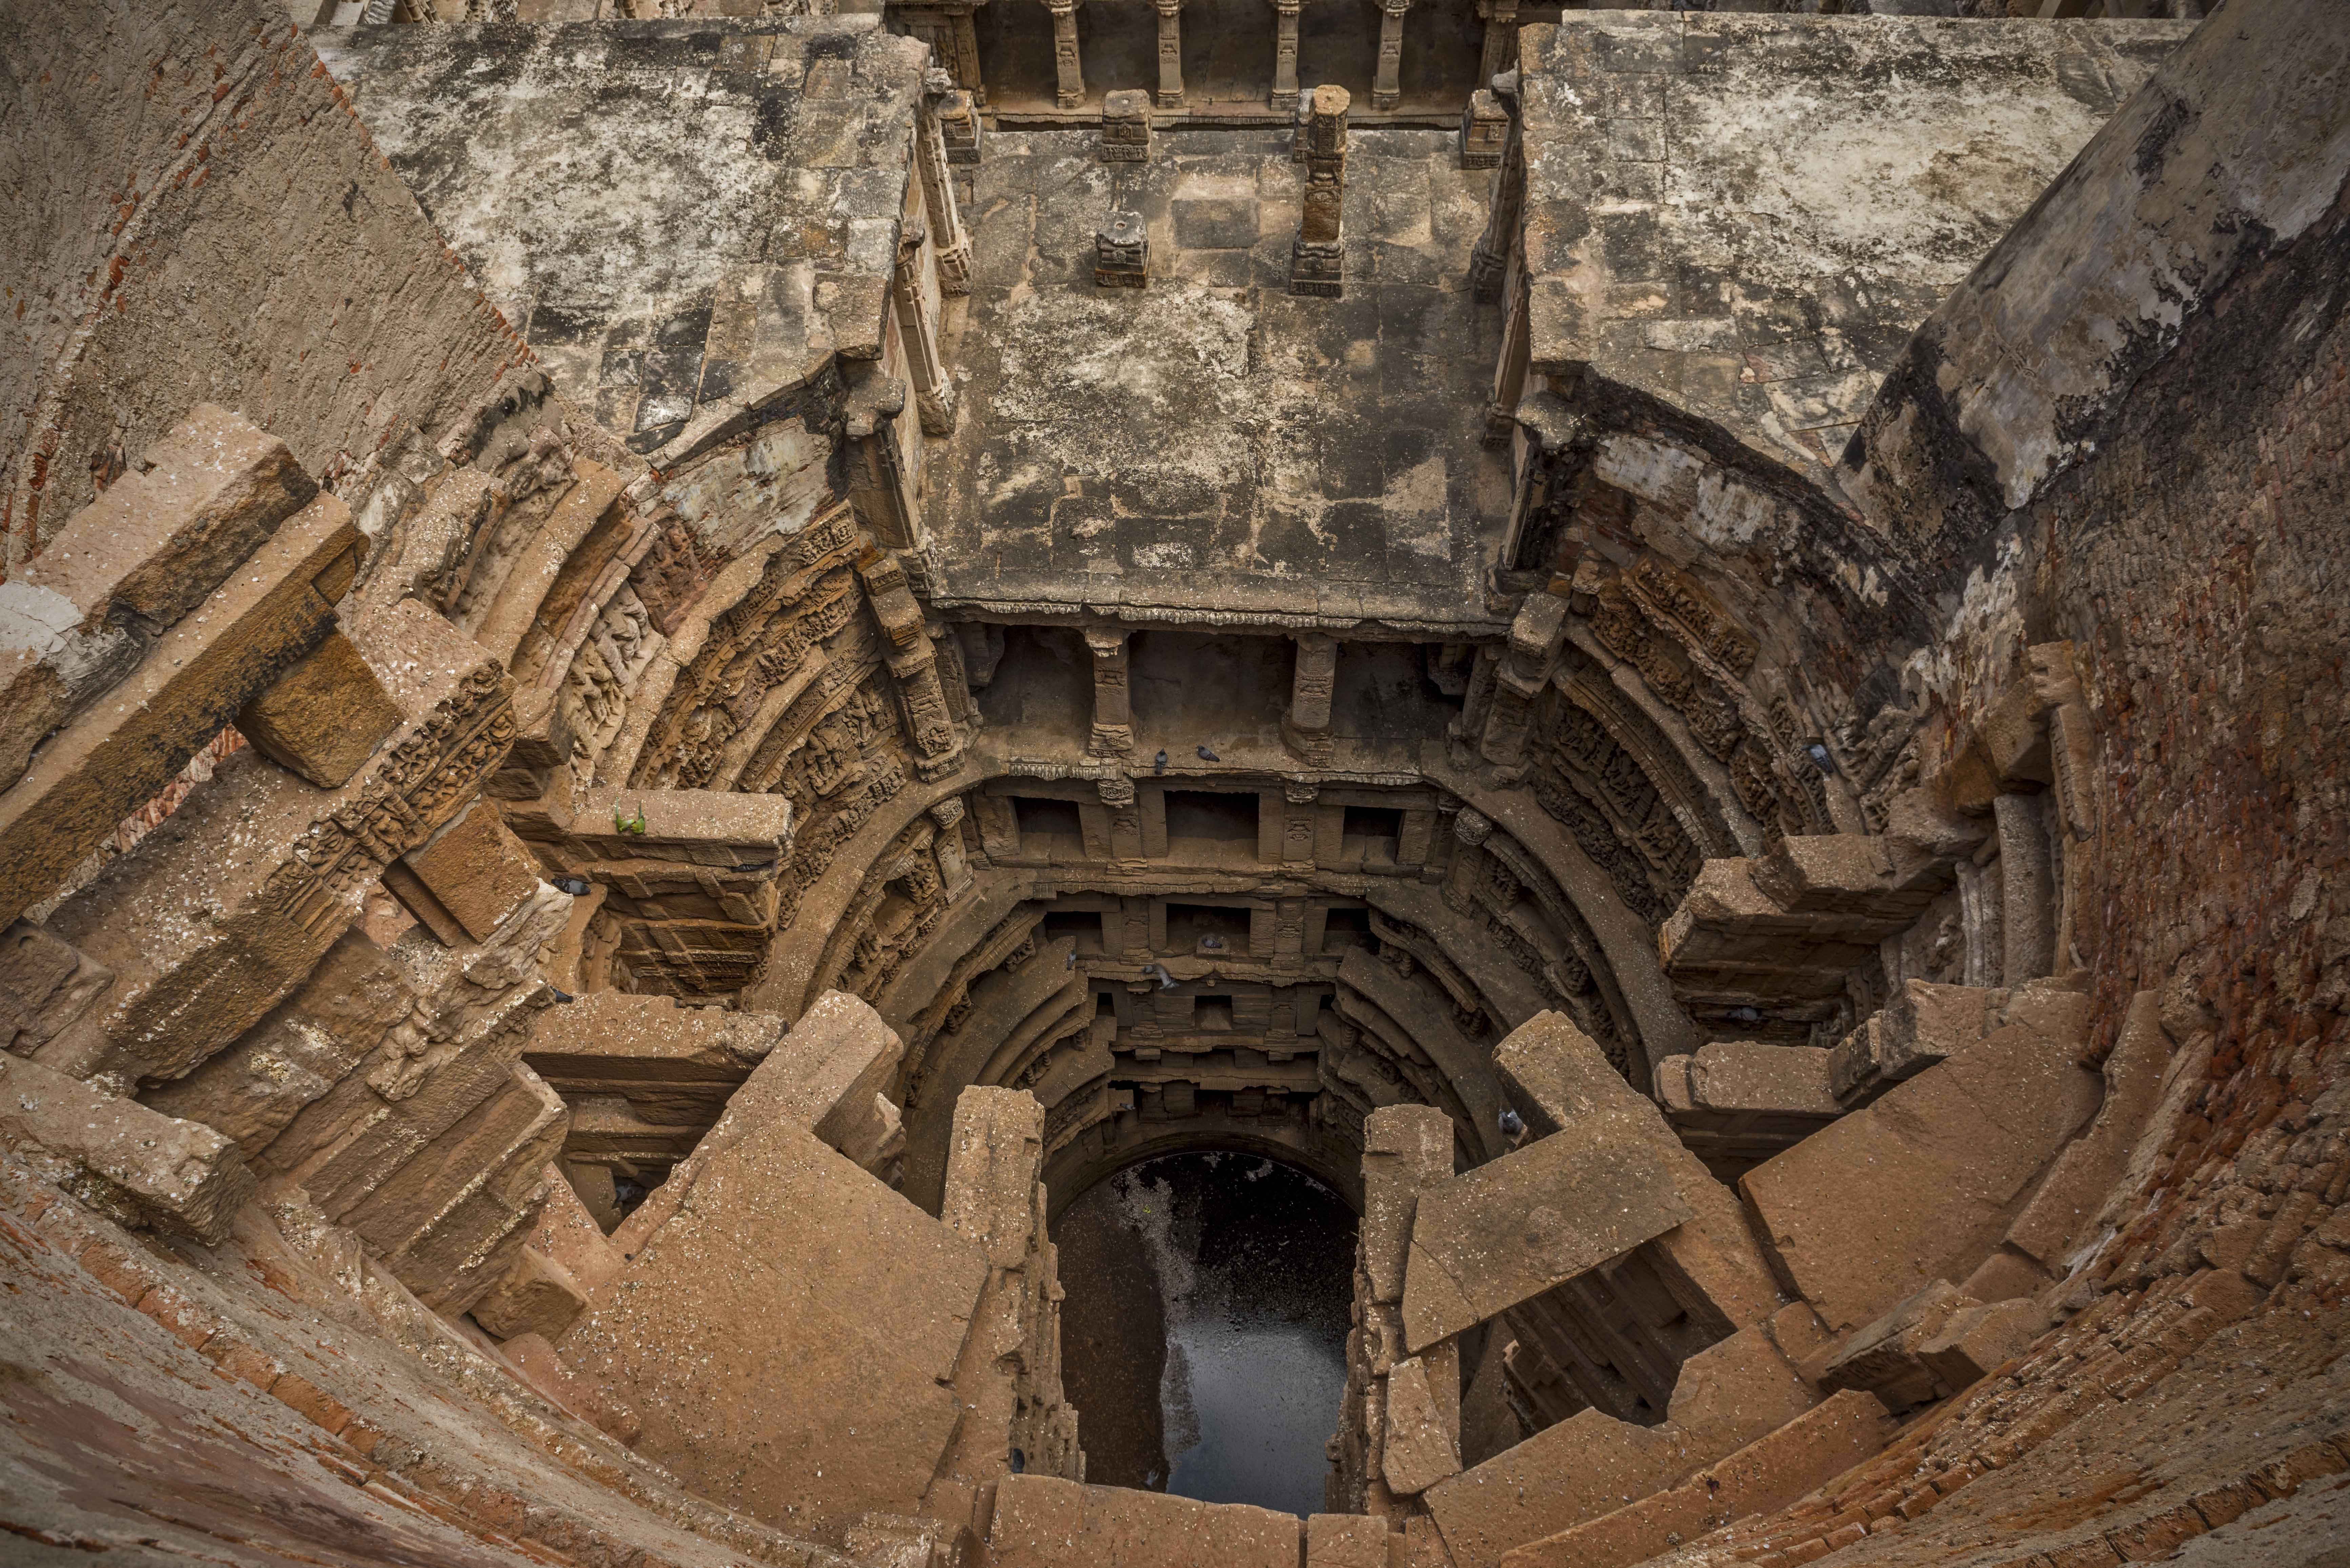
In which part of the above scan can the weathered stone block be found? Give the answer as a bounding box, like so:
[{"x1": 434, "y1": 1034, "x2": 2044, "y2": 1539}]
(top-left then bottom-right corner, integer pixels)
[
  {"x1": 0, "y1": 1048, "x2": 254, "y2": 1244},
  {"x1": 1402, "y1": 1108, "x2": 1694, "y2": 1352},
  {"x1": 0, "y1": 921, "x2": 113, "y2": 1055},
  {"x1": 142, "y1": 931, "x2": 414, "y2": 1154},
  {"x1": 1424, "y1": 1322, "x2": 1816, "y2": 1568},
  {"x1": 1916, "y1": 1296, "x2": 2047, "y2": 1390},
  {"x1": 1100, "y1": 89, "x2": 1152, "y2": 162},
  {"x1": 41, "y1": 594, "x2": 512, "y2": 1088},
  {"x1": 1687, "y1": 1041, "x2": 1838, "y2": 1116},
  {"x1": 404, "y1": 799, "x2": 545, "y2": 943},
  {"x1": 1461, "y1": 87, "x2": 1509, "y2": 168},
  {"x1": 1383, "y1": 1352, "x2": 1462, "y2": 1495},
  {"x1": 1496, "y1": 1011, "x2": 1782, "y2": 1331},
  {"x1": 0, "y1": 491, "x2": 362, "y2": 932},
  {"x1": 0, "y1": 406, "x2": 317, "y2": 794},
  {"x1": 1095, "y1": 209, "x2": 1149, "y2": 288},
  {"x1": 471, "y1": 1244, "x2": 588, "y2": 1340},
  {"x1": 527, "y1": 1159, "x2": 624, "y2": 1296},
  {"x1": 1818, "y1": 1278, "x2": 1972, "y2": 1410},
  {"x1": 1308, "y1": 1512, "x2": 1388, "y2": 1568},
  {"x1": 235, "y1": 629, "x2": 403, "y2": 787}
]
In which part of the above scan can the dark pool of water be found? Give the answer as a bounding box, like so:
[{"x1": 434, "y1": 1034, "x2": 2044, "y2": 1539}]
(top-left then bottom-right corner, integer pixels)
[{"x1": 1054, "y1": 1152, "x2": 1357, "y2": 1518}]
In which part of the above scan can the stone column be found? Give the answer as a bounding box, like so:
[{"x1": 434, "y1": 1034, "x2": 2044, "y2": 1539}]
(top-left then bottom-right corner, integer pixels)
[
  {"x1": 1449, "y1": 643, "x2": 1500, "y2": 750},
  {"x1": 1442, "y1": 807, "x2": 1491, "y2": 913},
  {"x1": 1045, "y1": 0, "x2": 1085, "y2": 109},
  {"x1": 844, "y1": 365, "x2": 916, "y2": 549},
  {"x1": 1331, "y1": 1104, "x2": 1457, "y2": 1517},
  {"x1": 1459, "y1": 87, "x2": 1507, "y2": 169},
  {"x1": 1100, "y1": 775, "x2": 1144, "y2": 862},
  {"x1": 939, "y1": 84, "x2": 984, "y2": 163},
  {"x1": 1100, "y1": 90, "x2": 1153, "y2": 163},
  {"x1": 1480, "y1": 592, "x2": 1568, "y2": 775},
  {"x1": 1281, "y1": 782, "x2": 1319, "y2": 871},
  {"x1": 1289, "y1": 85, "x2": 1349, "y2": 298},
  {"x1": 1084, "y1": 626, "x2": 1134, "y2": 757},
  {"x1": 1469, "y1": 68, "x2": 1523, "y2": 297},
  {"x1": 931, "y1": 799, "x2": 974, "y2": 899},
  {"x1": 1154, "y1": 0, "x2": 1184, "y2": 108},
  {"x1": 1373, "y1": 0, "x2": 1411, "y2": 111},
  {"x1": 1269, "y1": 0, "x2": 1301, "y2": 109},
  {"x1": 1474, "y1": 0, "x2": 1518, "y2": 86},
  {"x1": 893, "y1": 220, "x2": 957, "y2": 436},
  {"x1": 1282, "y1": 632, "x2": 1337, "y2": 764},
  {"x1": 917, "y1": 69, "x2": 976, "y2": 295}
]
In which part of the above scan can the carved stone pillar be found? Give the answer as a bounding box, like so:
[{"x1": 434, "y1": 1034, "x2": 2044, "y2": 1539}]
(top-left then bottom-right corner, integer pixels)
[
  {"x1": 1281, "y1": 781, "x2": 1320, "y2": 871},
  {"x1": 1468, "y1": 70, "x2": 1523, "y2": 303},
  {"x1": 1373, "y1": 0, "x2": 1411, "y2": 111},
  {"x1": 930, "y1": 616, "x2": 982, "y2": 727},
  {"x1": 1269, "y1": 0, "x2": 1301, "y2": 108},
  {"x1": 1045, "y1": 0, "x2": 1085, "y2": 109},
  {"x1": 1480, "y1": 593, "x2": 1568, "y2": 774},
  {"x1": 917, "y1": 70, "x2": 975, "y2": 296},
  {"x1": 1154, "y1": 0, "x2": 1184, "y2": 108},
  {"x1": 1100, "y1": 90, "x2": 1152, "y2": 163},
  {"x1": 974, "y1": 793, "x2": 1019, "y2": 860},
  {"x1": 1084, "y1": 627, "x2": 1133, "y2": 757},
  {"x1": 893, "y1": 220, "x2": 957, "y2": 436},
  {"x1": 1449, "y1": 643, "x2": 1500, "y2": 746},
  {"x1": 1459, "y1": 87, "x2": 1507, "y2": 169},
  {"x1": 931, "y1": 798, "x2": 974, "y2": 899},
  {"x1": 844, "y1": 365, "x2": 916, "y2": 549},
  {"x1": 1290, "y1": 85, "x2": 1349, "y2": 298},
  {"x1": 1484, "y1": 259, "x2": 1529, "y2": 446},
  {"x1": 1443, "y1": 807, "x2": 1491, "y2": 913},
  {"x1": 1100, "y1": 775, "x2": 1143, "y2": 861},
  {"x1": 939, "y1": 85, "x2": 984, "y2": 163},
  {"x1": 1095, "y1": 209, "x2": 1150, "y2": 287},
  {"x1": 1474, "y1": 0, "x2": 1518, "y2": 87},
  {"x1": 1282, "y1": 632, "x2": 1337, "y2": 765}
]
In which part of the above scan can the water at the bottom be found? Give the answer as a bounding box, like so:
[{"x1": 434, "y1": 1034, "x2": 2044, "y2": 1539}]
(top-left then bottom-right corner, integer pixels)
[{"x1": 1054, "y1": 1151, "x2": 1356, "y2": 1518}]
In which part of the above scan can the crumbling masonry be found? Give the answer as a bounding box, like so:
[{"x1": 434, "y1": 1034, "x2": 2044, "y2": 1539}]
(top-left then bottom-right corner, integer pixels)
[{"x1": 3, "y1": 2, "x2": 2348, "y2": 1567}]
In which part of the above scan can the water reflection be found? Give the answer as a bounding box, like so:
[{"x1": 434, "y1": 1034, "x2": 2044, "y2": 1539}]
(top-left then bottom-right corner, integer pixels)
[{"x1": 1056, "y1": 1152, "x2": 1356, "y2": 1517}]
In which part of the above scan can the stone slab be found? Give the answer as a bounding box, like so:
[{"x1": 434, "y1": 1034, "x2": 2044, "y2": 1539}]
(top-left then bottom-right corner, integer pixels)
[
  {"x1": 0, "y1": 491, "x2": 361, "y2": 931},
  {"x1": 1739, "y1": 1014, "x2": 2105, "y2": 1332},
  {"x1": 562, "y1": 1114, "x2": 986, "y2": 1543},
  {"x1": 0, "y1": 405, "x2": 317, "y2": 792},
  {"x1": 1494, "y1": 1390, "x2": 1897, "y2": 1568}
]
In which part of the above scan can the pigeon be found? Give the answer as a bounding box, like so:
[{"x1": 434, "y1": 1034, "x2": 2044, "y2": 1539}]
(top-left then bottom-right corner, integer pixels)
[
  {"x1": 1065, "y1": 949, "x2": 1077, "y2": 970},
  {"x1": 1154, "y1": 749, "x2": 1169, "y2": 773},
  {"x1": 1150, "y1": 963, "x2": 1177, "y2": 990},
  {"x1": 1199, "y1": 934, "x2": 1226, "y2": 952},
  {"x1": 552, "y1": 875, "x2": 592, "y2": 896},
  {"x1": 1196, "y1": 745, "x2": 1219, "y2": 762},
  {"x1": 1499, "y1": 1107, "x2": 1525, "y2": 1139},
  {"x1": 1805, "y1": 741, "x2": 1837, "y2": 775}
]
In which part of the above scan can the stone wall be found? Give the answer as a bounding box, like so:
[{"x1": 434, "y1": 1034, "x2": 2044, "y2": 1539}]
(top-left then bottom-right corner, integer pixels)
[{"x1": 2, "y1": 0, "x2": 537, "y2": 570}]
